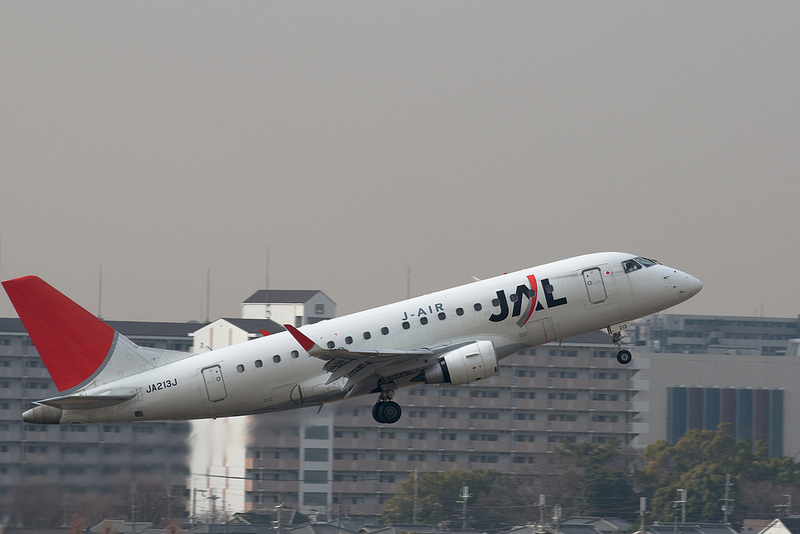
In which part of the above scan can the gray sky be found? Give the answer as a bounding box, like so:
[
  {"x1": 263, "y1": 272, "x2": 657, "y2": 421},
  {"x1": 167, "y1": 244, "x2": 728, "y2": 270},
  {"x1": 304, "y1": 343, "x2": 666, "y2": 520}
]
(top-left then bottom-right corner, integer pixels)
[{"x1": 1, "y1": 2, "x2": 798, "y2": 322}]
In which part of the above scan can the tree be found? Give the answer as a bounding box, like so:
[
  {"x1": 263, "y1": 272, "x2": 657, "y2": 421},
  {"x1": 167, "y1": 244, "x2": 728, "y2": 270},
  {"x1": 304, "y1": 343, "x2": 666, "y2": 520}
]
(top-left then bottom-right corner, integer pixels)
[
  {"x1": 638, "y1": 426, "x2": 800, "y2": 525},
  {"x1": 381, "y1": 470, "x2": 505, "y2": 530},
  {"x1": 555, "y1": 440, "x2": 637, "y2": 519}
]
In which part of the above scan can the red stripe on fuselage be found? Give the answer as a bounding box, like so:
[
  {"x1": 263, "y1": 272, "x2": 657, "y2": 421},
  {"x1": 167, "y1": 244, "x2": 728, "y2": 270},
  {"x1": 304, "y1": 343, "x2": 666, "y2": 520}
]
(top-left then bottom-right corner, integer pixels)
[
  {"x1": 2, "y1": 276, "x2": 115, "y2": 392},
  {"x1": 521, "y1": 273, "x2": 538, "y2": 326}
]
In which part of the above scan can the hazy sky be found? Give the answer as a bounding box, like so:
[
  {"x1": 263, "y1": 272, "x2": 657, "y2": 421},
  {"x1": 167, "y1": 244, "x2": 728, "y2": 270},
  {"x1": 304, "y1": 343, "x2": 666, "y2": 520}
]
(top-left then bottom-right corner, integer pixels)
[{"x1": 1, "y1": 2, "x2": 799, "y2": 322}]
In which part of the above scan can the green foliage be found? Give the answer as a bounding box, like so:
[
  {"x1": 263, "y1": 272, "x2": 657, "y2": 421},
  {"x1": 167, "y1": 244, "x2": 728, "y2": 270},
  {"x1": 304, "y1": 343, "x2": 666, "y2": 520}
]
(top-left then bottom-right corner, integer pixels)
[
  {"x1": 380, "y1": 470, "x2": 505, "y2": 528},
  {"x1": 555, "y1": 440, "x2": 637, "y2": 519},
  {"x1": 638, "y1": 426, "x2": 800, "y2": 523}
]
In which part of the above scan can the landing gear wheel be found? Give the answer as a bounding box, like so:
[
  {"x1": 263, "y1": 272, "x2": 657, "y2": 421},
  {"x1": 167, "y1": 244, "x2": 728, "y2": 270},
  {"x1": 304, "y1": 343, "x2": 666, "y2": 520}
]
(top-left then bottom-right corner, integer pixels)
[
  {"x1": 373, "y1": 400, "x2": 402, "y2": 424},
  {"x1": 610, "y1": 330, "x2": 632, "y2": 365}
]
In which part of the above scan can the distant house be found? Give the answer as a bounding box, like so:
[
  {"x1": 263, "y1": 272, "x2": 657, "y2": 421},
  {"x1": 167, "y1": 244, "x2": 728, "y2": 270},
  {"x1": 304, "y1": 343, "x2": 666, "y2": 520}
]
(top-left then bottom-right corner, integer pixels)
[
  {"x1": 636, "y1": 523, "x2": 738, "y2": 534},
  {"x1": 758, "y1": 517, "x2": 800, "y2": 534},
  {"x1": 561, "y1": 517, "x2": 631, "y2": 534},
  {"x1": 190, "y1": 318, "x2": 285, "y2": 351},
  {"x1": 241, "y1": 290, "x2": 336, "y2": 326}
]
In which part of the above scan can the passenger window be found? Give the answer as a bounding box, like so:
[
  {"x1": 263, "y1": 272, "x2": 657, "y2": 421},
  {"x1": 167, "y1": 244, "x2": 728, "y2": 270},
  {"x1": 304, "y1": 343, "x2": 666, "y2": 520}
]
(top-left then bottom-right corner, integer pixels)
[
  {"x1": 363, "y1": 332, "x2": 371, "y2": 340},
  {"x1": 402, "y1": 321, "x2": 410, "y2": 330},
  {"x1": 273, "y1": 355, "x2": 281, "y2": 363},
  {"x1": 381, "y1": 327, "x2": 389, "y2": 335},
  {"x1": 456, "y1": 308, "x2": 464, "y2": 316},
  {"x1": 327, "y1": 341, "x2": 335, "y2": 349},
  {"x1": 255, "y1": 360, "x2": 263, "y2": 368},
  {"x1": 345, "y1": 336, "x2": 353, "y2": 344},
  {"x1": 420, "y1": 317, "x2": 428, "y2": 325},
  {"x1": 291, "y1": 350, "x2": 299, "y2": 359},
  {"x1": 438, "y1": 312, "x2": 446, "y2": 320},
  {"x1": 236, "y1": 364, "x2": 244, "y2": 373},
  {"x1": 474, "y1": 303, "x2": 482, "y2": 312}
]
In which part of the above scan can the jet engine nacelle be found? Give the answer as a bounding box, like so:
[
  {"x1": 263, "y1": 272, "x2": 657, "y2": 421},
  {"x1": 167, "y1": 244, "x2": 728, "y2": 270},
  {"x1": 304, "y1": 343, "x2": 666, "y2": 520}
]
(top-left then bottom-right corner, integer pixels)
[{"x1": 421, "y1": 340, "x2": 499, "y2": 385}]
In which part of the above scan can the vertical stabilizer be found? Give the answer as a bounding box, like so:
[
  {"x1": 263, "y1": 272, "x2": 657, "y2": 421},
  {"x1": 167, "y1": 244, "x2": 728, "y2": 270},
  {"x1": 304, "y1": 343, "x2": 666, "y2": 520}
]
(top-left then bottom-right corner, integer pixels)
[{"x1": 2, "y1": 276, "x2": 116, "y2": 392}]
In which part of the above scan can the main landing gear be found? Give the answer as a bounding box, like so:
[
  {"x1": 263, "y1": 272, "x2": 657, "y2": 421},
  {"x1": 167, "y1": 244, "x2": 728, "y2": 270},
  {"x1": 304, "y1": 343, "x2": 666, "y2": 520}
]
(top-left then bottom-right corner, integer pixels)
[
  {"x1": 372, "y1": 388, "x2": 402, "y2": 424},
  {"x1": 373, "y1": 400, "x2": 402, "y2": 424}
]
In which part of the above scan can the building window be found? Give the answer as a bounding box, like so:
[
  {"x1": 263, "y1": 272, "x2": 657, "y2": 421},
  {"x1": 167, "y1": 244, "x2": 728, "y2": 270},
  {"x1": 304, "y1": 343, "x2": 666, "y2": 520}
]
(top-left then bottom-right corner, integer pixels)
[
  {"x1": 315, "y1": 304, "x2": 325, "y2": 314},
  {"x1": 304, "y1": 448, "x2": 328, "y2": 462},
  {"x1": 303, "y1": 470, "x2": 328, "y2": 483},
  {"x1": 305, "y1": 426, "x2": 329, "y2": 440}
]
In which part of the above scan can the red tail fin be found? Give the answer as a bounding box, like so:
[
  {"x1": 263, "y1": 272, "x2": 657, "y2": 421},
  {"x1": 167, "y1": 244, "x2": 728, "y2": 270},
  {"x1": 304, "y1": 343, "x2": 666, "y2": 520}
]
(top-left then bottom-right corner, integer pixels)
[{"x1": 2, "y1": 276, "x2": 115, "y2": 392}]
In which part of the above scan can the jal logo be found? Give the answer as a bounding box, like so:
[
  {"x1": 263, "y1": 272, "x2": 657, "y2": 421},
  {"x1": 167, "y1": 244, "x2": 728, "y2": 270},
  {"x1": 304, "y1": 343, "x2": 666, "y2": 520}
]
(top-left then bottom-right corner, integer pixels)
[{"x1": 488, "y1": 274, "x2": 567, "y2": 326}]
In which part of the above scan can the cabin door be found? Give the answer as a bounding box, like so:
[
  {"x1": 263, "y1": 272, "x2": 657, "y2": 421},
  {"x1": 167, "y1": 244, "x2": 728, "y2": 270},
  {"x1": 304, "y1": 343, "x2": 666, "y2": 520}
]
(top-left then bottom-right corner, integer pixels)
[
  {"x1": 202, "y1": 365, "x2": 228, "y2": 402},
  {"x1": 582, "y1": 268, "x2": 607, "y2": 304}
]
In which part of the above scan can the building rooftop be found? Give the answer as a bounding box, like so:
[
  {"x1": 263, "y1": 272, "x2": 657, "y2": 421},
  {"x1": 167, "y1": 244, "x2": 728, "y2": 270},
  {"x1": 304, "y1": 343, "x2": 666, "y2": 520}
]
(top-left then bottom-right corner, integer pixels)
[{"x1": 243, "y1": 289, "x2": 334, "y2": 305}]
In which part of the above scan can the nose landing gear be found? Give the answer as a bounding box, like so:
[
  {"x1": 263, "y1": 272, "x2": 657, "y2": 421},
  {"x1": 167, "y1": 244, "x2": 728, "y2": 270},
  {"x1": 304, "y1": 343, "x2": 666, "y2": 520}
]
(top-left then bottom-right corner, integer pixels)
[{"x1": 607, "y1": 324, "x2": 632, "y2": 365}]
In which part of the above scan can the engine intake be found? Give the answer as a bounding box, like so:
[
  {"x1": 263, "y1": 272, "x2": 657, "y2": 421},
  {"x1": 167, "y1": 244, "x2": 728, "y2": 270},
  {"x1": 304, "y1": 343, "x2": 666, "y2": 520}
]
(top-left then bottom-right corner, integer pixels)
[{"x1": 420, "y1": 340, "x2": 499, "y2": 385}]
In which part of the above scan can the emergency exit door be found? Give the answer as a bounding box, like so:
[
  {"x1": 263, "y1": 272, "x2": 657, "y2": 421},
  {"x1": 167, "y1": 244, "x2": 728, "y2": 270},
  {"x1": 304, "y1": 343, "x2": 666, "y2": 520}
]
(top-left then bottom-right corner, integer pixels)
[
  {"x1": 582, "y1": 268, "x2": 607, "y2": 304},
  {"x1": 202, "y1": 365, "x2": 227, "y2": 402}
]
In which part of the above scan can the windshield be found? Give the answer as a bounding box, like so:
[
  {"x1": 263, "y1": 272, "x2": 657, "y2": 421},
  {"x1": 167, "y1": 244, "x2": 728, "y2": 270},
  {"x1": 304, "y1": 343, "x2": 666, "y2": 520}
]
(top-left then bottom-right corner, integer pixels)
[
  {"x1": 635, "y1": 256, "x2": 660, "y2": 267},
  {"x1": 623, "y1": 256, "x2": 660, "y2": 273}
]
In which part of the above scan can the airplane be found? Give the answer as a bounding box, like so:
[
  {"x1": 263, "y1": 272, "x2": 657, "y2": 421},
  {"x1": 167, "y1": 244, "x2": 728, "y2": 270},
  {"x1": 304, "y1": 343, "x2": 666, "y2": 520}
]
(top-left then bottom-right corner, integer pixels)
[{"x1": 3, "y1": 252, "x2": 701, "y2": 425}]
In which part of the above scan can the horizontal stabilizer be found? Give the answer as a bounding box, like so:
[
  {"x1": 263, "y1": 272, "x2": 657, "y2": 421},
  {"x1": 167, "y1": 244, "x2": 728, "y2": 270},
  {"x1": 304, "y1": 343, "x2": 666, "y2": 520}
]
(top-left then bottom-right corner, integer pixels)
[{"x1": 36, "y1": 391, "x2": 137, "y2": 410}]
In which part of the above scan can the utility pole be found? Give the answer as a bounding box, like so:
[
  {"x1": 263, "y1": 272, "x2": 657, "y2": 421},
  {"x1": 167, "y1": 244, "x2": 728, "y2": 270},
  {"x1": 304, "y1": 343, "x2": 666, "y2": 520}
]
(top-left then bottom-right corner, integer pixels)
[
  {"x1": 553, "y1": 504, "x2": 561, "y2": 534},
  {"x1": 640, "y1": 497, "x2": 647, "y2": 532},
  {"x1": 192, "y1": 488, "x2": 207, "y2": 529},
  {"x1": 720, "y1": 474, "x2": 734, "y2": 524},
  {"x1": 459, "y1": 485, "x2": 471, "y2": 533},
  {"x1": 539, "y1": 494, "x2": 546, "y2": 531},
  {"x1": 675, "y1": 489, "x2": 686, "y2": 523},
  {"x1": 776, "y1": 494, "x2": 792, "y2": 516},
  {"x1": 412, "y1": 469, "x2": 419, "y2": 524},
  {"x1": 130, "y1": 482, "x2": 137, "y2": 534}
]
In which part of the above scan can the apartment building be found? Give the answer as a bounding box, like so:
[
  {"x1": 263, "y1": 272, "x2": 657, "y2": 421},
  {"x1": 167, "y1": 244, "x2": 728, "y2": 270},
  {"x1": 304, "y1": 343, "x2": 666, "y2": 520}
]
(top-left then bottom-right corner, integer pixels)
[
  {"x1": 0, "y1": 318, "x2": 197, "y2": 526},
  {"x1": 244, "y1": 331, "x2": 647, "y2": 521}
]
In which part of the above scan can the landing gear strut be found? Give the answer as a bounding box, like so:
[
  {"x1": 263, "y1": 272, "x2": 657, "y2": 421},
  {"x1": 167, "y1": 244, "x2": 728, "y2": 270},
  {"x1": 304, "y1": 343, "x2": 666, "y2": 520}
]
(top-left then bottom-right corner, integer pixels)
[{"x1": 372, "y1": 387, "x2": 402, "y2": 424}]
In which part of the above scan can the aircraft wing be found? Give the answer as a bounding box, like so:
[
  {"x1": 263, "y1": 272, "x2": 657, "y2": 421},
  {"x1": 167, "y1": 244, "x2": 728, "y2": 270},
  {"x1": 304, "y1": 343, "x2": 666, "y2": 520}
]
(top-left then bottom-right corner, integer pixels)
[{"x1": 283, "y1": 324, "x2": 451, "y2": 397}]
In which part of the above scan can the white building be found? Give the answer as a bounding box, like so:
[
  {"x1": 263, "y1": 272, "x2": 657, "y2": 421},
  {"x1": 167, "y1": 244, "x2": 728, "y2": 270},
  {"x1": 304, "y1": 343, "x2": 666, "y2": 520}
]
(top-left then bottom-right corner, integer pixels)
[{"x1": 241, "y1": 290, "x2": 335, "y2": 326}]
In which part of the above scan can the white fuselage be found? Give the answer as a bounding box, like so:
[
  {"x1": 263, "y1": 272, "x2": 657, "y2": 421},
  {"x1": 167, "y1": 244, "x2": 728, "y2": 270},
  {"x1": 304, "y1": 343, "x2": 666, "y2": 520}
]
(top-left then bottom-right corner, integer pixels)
[{"x1": 52, "y1": 252, "x2": 701, "y2": 423}]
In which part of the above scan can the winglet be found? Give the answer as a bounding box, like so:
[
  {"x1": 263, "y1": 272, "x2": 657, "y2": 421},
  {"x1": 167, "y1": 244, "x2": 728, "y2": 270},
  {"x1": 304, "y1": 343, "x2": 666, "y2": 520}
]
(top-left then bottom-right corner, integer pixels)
[{"x1": 283, "y1": 324, "x2": 317, "y2": 352}]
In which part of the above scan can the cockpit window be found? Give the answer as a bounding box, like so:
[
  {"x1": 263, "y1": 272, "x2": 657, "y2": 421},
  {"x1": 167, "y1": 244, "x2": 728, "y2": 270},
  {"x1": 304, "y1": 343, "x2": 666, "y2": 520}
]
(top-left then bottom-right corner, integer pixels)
[
  {"x1": 624, "y1": 256, "x2": 660, "y2": 273},
  {"x1": 634, "y1": 256, "x2": 660, "y2": 267},
  {"x1": 623, "y1": 260, "x2": 642, "y2": 273}
]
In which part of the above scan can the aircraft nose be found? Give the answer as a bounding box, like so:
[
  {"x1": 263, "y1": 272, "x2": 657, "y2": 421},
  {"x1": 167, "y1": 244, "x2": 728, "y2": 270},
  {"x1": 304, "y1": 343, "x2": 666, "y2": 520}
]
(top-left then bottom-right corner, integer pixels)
[
  {"x1": 687, "y1": 274, "x2": 703, "y2": 295},
  {"x1": 675, "y1": 270, "x2": 703, "y2": 297}
]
